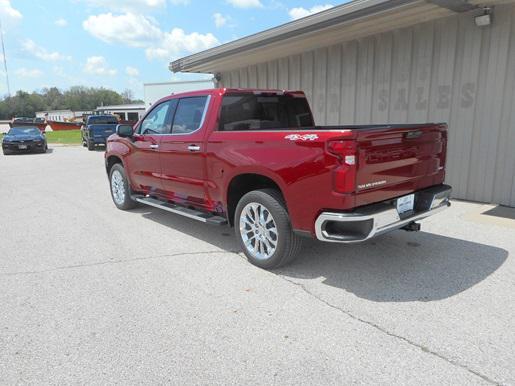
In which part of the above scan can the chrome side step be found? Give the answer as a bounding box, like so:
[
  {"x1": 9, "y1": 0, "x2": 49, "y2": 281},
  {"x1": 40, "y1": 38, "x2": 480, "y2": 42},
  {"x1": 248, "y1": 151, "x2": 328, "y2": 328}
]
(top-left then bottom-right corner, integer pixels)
[{"x1": 134, "y1": 196, "x2": 228, "y2": 225}]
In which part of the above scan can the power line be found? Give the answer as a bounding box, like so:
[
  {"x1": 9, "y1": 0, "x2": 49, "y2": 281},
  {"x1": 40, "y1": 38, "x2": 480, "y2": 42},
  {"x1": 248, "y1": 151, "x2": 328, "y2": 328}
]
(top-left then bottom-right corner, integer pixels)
[{"x1": 0, "y1": 17, "x2": 11, "y2": 97}]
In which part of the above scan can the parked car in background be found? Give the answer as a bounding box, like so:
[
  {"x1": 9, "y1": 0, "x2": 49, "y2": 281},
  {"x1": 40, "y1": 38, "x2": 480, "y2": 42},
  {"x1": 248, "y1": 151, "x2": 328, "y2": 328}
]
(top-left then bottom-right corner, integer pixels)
[
  {"x1": 2, "y1": 127, "x2": 48, "y2": 155},
  {"x1": 105, "y1": 88, "x2": 451, "y2": 269},
  {"x1": 81, "y1": 115, "x2": 119, "y2": 151}
]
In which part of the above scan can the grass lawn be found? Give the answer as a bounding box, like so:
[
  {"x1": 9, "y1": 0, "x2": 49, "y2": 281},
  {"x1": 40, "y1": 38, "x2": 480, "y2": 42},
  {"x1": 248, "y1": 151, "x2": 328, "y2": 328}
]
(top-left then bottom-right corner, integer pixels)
[
  {"x1": 1, "y1": 129, "x2": 82, "y2": 145},
  {"x1": 44, "y1": 130, "x2": 82, "y2": 145}
]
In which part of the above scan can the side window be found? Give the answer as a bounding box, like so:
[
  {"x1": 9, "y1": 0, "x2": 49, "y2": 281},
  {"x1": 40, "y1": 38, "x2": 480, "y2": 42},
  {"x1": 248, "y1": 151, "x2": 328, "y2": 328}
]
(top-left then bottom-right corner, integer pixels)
[
  {"x1": 172, "y1": 96, "x2": 208, "y2": 135},
  {"x1": 138, "y1": 100, "x2": 175, "y2": 135}
]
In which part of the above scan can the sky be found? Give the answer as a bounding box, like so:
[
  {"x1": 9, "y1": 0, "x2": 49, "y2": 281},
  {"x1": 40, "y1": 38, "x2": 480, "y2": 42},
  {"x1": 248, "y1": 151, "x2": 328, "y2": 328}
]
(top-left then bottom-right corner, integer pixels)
[{"x1": 0, "y1": 0, "x2": 337, "y2": 98}]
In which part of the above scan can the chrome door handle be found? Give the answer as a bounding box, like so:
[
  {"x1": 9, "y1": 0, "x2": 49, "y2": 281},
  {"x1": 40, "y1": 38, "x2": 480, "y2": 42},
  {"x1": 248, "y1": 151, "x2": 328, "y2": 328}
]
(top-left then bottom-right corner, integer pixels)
[
  {"x1": 188, "y1": 145, "x2": 201, "y2": 152},
  {"x1": 149, "y1": 144, "x2": 159, "y2": 149}
]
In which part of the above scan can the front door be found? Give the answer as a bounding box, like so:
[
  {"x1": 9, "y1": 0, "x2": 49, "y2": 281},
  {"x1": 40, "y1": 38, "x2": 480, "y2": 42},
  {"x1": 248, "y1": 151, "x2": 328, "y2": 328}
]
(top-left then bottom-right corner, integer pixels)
[
  {"x1": 159, "y1": 96, "x2": 210, "y2": 209},
  {"x1": 125, "y1": 100, "x2": 175, "y2": 195}
]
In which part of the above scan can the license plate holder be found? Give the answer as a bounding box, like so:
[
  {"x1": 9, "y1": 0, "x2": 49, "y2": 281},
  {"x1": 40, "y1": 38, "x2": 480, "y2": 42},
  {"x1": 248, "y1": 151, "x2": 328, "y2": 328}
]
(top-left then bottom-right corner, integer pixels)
[
  {"x1": 397, "y1": 194, "x2": 415, "y2": 215},
  {"x1": 18, "y1": 144, "x2": 28, "y2": 149}
]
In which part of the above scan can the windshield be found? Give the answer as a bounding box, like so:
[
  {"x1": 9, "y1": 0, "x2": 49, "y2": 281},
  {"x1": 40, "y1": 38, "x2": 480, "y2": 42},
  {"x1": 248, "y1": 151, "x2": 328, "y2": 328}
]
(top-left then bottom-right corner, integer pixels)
[
  {"x1": 219, "y1": 93, "x2": 314, "y2": 131},
  {"x1": 8, "y1": 127, "x2": 41, "y2": 135},
  {"x1": 88, "y1": 116, "x2": 118, "y2": 125}
]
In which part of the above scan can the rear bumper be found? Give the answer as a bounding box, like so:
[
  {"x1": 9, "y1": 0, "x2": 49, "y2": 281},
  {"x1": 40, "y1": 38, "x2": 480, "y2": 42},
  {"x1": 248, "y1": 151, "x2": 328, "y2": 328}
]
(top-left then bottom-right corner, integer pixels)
[
  {"x1": 315, "y1": 184, "x2": 452, "y2": 243},
  {"x1": 91, "y1": 137, "x2": 108, "y2": 145}
]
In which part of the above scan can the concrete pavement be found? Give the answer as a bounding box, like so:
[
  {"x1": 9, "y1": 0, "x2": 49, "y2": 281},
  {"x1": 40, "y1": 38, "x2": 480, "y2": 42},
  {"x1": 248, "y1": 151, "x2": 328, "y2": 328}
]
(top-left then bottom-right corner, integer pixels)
[{"x1": 0, "y1": 147, "x2": 514, "y2": 384}]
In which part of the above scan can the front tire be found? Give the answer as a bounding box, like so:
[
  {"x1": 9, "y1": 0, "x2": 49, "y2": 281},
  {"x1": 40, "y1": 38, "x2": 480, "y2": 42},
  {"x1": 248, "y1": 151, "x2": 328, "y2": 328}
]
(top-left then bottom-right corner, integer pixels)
[
  {"x1": 235, "y1": 189, "x2": 302, "y2": 269},
  {"x1": 87, "y1": 141, "x2": 95, "y2": 151},
  {"x1": 109, "y1": 163, "x2": 137, "y2": 210}
]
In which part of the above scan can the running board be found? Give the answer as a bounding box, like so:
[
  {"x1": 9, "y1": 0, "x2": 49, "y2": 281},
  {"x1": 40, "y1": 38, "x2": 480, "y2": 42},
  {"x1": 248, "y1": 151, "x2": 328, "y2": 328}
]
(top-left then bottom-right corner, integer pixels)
[{"x1": 134, "y1": 196, "x2": 227, "y2": 225}]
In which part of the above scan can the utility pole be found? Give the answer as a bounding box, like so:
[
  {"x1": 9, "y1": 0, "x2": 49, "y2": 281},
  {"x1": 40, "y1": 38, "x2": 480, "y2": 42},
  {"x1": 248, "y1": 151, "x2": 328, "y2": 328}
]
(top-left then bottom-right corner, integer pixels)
[{"x1": 0, "y1": 17, "x2": 11, "y2": 97}]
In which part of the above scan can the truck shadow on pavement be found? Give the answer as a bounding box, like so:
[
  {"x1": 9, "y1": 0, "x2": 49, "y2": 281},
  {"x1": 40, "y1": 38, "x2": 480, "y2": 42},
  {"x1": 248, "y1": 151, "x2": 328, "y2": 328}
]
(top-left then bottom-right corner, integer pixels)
[{"x1": 135, "y1": 207, "x2": 508, "y2": 302}]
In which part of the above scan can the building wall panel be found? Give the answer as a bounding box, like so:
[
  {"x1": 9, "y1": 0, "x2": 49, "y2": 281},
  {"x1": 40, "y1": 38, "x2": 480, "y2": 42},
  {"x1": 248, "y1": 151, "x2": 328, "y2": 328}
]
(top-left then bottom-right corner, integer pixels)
[
  {"x1": 389, "y1": 27, "x2": 412, "y2": 123},
  {"x1": 372, "y1": 33, "x2": 392, "y2": 124},
  {"x1": 327, "y1": 44, "x2": 342, "y2": 125},
  {"x1": 221, "y1": 4, "x2": 515, "y2": 206},
  {"x1": 340, "y1": 41, "x2": 358, "y2": 124}
]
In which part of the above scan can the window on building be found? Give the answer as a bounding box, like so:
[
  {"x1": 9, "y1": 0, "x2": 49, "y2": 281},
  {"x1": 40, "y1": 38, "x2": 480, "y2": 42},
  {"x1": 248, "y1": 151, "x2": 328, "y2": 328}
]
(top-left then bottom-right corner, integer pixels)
[
  {"x1": 114, "y1": 112, "x2": 126, "y2": 120},
  {"x1": 127, "y1": 112, "x2": 139, "y2": 121}
]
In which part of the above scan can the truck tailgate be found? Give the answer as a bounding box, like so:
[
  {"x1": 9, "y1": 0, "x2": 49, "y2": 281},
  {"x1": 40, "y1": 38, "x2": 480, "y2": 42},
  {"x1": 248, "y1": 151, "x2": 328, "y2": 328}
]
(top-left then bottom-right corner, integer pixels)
[
  {"x1": 91, "y1": 124, "x2": 116, "y2": 137},
  {"x1": 353, "y1": 124, "x2": 447, "y2": 206}
]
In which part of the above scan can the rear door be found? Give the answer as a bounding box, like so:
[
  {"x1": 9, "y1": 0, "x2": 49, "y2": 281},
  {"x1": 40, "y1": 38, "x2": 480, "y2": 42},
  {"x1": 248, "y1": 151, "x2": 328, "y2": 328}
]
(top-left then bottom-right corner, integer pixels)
[
  {"x1": 125, "y1": 100, "x2": 175, "y2": 195},
  {"x1": 354, "y1": 124, "x2": 447, "y2": 205},
  {"x1": 158, "y1": 95, "x2": 211, "y2": 209}
]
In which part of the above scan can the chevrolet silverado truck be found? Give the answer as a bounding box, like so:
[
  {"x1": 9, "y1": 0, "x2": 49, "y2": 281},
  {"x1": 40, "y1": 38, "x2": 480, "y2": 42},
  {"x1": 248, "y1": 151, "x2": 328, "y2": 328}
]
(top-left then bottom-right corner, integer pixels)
[
  {"x1": 82, "y1": 115, "x2": 119, "y2": 150},
  {"x1": 105, "y1": 88, "x2": 451, "y2": 268}
]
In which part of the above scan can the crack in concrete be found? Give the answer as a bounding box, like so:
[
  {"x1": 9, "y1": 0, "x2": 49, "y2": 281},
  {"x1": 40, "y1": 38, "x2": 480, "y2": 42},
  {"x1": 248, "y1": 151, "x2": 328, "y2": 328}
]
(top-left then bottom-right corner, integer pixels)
[
  {"x1": 277, "y1": 275, "x2": 499, "y2": 385},
  {"x1": 1, "y1": 250, "x2": 226, "y2": 277}
]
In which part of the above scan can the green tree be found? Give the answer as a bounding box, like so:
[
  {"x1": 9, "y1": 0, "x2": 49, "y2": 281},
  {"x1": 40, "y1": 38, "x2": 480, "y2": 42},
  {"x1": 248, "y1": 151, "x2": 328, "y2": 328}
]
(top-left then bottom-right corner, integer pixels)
[{"x1": 0, "y1": 86, "x2": 140, "y2": 119}]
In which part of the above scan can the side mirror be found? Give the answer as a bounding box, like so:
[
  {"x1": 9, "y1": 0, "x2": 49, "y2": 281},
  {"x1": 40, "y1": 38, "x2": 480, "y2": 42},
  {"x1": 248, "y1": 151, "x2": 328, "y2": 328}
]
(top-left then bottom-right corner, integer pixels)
[{"x1": 116, "y1": 124, "x2": 134, "y2": 138}]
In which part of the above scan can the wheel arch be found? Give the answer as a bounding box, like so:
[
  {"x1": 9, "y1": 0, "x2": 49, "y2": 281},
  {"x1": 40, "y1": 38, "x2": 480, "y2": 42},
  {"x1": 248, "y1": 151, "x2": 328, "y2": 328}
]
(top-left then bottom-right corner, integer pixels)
[
  {"x1": 225, "y1": 172, "x2": 288, "y2": 226},
  {"x1": 106, "y1": 154, "x2": 124, "y2": 175}
]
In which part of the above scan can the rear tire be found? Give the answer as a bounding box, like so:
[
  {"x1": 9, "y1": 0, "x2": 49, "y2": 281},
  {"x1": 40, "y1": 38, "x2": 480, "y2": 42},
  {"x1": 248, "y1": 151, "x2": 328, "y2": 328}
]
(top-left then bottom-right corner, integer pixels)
[
  {"x1": 87, "y1": 141, "x2": 95, "y2": 151},
  {"x1": 109, "y1": 163, "x2": 137, "y2": 210},
  {"x1": 235, "y1": 189, "x2": 302, "y2": 269}
]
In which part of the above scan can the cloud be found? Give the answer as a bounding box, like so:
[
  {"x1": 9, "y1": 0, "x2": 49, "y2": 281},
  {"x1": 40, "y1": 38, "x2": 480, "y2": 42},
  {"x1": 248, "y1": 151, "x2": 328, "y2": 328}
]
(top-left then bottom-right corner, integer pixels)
[
  {"x1": 83, "y1": 13, "x2": 162, "y2": 47},
  {"x1": 83, "y1": 12, "x2": 219, "y2": 61},
  {"x1": 84, "y1": 56, "x2": 117, "y2": 76},
  {"x1": 226, "y1": 0, "x2": 262, "y2": 9},
  {"x1": 22, "y1": 39, "x2": 72, "y2": 61},
  {"x1": 125, "y1": 66, "x2": 139, "y2": 77},
  {"x1": 288, "y1": 4, "x2": 334, "y2": 20},
  {"x1": 54, "y1": 18, "x2": 68, "y2": 27},
  {"x1": 213, "y1": 13, "x2": 228, "y2": 28},
  {"x1": 0, "y1": 0, "x2": 22, "y2": 20},
  {"x1": 145, "y1": 28, "x2": 219, "y2": 60},
  {"x1": 15, "y1": 68, "x2": 43, "y2": 78},
  {"x1": 170, "y1": 0, "x2": 190, "y2": 4},
  {"x1": 83, "y1": 0, "x2": 165, "y2": 12}
]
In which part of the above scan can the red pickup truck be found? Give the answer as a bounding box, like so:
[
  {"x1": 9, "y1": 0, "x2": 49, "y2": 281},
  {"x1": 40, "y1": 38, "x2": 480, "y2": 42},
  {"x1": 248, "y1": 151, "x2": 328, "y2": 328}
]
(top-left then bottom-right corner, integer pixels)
[{"x1": 105, "y1": 88, "x2": 451, "y2": 268}]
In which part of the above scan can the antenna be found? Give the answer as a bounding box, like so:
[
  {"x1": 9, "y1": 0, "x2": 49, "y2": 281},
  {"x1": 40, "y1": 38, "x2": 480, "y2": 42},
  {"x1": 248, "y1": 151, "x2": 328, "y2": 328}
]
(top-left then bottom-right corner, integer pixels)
[{"x1": 0, "y1": 17, "x2": 11, "y2": 97}]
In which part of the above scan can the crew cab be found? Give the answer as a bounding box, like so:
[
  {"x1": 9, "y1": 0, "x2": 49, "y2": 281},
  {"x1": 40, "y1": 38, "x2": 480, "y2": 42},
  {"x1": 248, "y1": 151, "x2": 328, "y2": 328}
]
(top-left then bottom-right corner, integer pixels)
[
  {"x1": 82, "y1": 115, "x2": 119, "y2": 150},
  {"x1": 105, "y1": 88, "x2": 451, "y2": 268}
]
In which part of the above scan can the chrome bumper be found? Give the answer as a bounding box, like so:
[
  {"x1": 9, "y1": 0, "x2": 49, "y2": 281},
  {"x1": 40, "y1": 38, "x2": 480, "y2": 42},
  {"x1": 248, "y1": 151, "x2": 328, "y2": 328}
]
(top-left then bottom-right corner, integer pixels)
[{"x1": 315, "y1": 185, "x2": 452, "y2": 243}]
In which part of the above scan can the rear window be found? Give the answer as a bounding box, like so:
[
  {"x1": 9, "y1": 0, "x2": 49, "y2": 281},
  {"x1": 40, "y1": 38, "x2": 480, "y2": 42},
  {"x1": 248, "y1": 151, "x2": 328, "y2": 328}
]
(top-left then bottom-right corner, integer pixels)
[
  {"x1": 219, "y1": 93, "x2": 314, "y2": 131},
  {"x1": 88, "y1": 116, "x2": 118, "y2": 125}
]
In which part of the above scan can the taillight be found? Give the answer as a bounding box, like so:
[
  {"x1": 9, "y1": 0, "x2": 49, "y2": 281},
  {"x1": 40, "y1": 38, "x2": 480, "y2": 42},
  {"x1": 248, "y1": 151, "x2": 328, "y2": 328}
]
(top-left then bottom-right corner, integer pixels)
[{"x1": 327, "y1": 140, "x2": 357, "y2": 193}]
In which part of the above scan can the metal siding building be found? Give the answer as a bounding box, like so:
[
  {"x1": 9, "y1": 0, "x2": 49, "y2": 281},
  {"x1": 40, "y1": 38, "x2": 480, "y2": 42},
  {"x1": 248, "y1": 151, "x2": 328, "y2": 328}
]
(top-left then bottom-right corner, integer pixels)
[{"x1": 172, "y1": 0, "x2": 515, "y2": 207}]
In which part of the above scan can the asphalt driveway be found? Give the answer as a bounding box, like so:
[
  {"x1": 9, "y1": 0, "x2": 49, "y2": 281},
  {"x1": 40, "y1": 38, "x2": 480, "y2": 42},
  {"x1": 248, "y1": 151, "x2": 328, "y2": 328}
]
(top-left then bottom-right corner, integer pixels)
[{"x1": 0, "y1": 147, "x2": 514, "y2": 384}]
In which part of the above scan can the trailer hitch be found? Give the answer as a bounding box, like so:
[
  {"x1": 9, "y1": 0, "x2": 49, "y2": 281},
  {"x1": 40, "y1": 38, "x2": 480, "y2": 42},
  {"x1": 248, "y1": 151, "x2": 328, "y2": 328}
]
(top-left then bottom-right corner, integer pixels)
[{"x1": 402, "y1": 222, "x2": 421, "y2": 232}]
